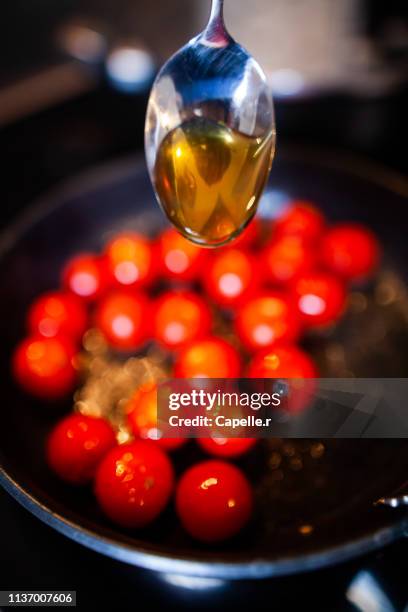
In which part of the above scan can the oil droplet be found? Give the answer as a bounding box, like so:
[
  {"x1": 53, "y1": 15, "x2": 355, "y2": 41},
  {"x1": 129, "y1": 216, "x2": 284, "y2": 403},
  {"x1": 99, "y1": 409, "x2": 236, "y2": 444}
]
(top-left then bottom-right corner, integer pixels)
[
  {"x1": 289, "y1": 456, "x2": 303, "y2": 471},
  {"x1": 298, "y1": 524, "x2": 314, "y2": 536},
  {"x1": 268, "y1": 451, "x2": 282, "y2": 470},
  {"x1": 282, "y1": 443, "x2": 295, "y2": 457},
  {"x1": 201, "y1": 477, "x2": 218, "y2": 490},
  {"x1": 310, "y1": 442, "x2": 325, "y2": 459}
]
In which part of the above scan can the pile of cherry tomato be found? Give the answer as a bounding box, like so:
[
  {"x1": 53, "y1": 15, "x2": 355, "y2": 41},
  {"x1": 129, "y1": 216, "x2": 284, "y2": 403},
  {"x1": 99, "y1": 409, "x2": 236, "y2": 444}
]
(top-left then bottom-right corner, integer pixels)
[{"x1": 12, "y1": 201, "x2": 380, "y2": 542}]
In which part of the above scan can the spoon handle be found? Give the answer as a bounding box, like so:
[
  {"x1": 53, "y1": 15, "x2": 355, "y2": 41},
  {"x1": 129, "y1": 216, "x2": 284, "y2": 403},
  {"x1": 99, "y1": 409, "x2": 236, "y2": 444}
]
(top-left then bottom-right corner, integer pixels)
[{"x1": 203, "y1": 0, "x2": 231, "y2": 46}]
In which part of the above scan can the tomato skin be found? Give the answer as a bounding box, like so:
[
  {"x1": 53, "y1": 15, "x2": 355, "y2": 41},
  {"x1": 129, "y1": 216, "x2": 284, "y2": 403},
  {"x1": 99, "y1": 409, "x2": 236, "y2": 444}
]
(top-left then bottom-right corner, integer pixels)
[
  {"x1": 321, "y1": 223, "x2": 380, "y2": 281},
  {"x1": 174, "y1": 337, "x2": 242, "y2": 378},
  {"x1": 203, "y1": 248, "x2": 259, "y2": 308},
  {"x1": 248, "y1": 345, "x2": 318, "y2": 413},
  {"x1": 94, "y1": 441, "x2": 174, "y2": 528},
  {"x1": 248, "y1": 344, "x2": 318, "y2": 379},
  {"x1": 291, "y1": 272, "x2": 347, "y2": 328},
  {"x1": 94, "y1": 290, "x2": 150, "y2": 350},
  {"x1": 105, "y1": 233, "x2": 156, "y2": 289},
  {"x1": 27, "y1": 291, "x2": 88, "y2": 341},
  {"x1": 261, "y1": 235, "x2": 316, "y2": 286},
  {"x1": 47, "y1": 414, "x2": 116, "y2": 484},
  {"x1": 127, "y1": 386, "x2": 186, "y2": 451},
  {"x1": 12, "y1": 334, "x2": 78, "y2": 400},
  {"x1": 176, "y1": 460, "x2": 253, "y2": 542},
  {"x1": 235, "y1": 291, "x2": 301, "y2": 352},
  {"x1": 156, "y1": 228, "x2": 207, "y2": 282},
  {"x1": 157, "y1": 438, "x2": 186, "y2": 451},
  {"x1": 229, "y1": 217, "x2": 261, "y2": 249},
  {"x1": 198, "y1": 437, "x2": 257, "y2": 458},
  {"x1": 273, "y1": 201, "x2": 325, "y2": 243},
  {"x1": 153, "y1": 291, "x2": 212, "y2": 350},
  {"x1": 62, "y1": 254, "x2": 109, "y2": 301}
]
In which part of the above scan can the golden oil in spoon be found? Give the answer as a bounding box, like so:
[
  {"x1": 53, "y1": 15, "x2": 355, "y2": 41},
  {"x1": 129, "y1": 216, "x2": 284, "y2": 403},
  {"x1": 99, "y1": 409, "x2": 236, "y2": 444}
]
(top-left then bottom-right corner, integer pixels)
[{"x1": 153, "y1": 117, "x2": 274, "y2": 247}]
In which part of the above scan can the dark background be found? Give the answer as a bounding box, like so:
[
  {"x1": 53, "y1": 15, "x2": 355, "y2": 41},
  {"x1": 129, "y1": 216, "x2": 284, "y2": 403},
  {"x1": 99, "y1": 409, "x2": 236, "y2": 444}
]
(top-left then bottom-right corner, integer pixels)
[
  {"x1": 1, "y1": 491, "x2": 407, "y2": 611},
  {"x1": 0, "y1": 0, "x2": 407, "y2": 233},
  {"x1": 0, "y1": 0, "x2": 407, "y2": 609}
]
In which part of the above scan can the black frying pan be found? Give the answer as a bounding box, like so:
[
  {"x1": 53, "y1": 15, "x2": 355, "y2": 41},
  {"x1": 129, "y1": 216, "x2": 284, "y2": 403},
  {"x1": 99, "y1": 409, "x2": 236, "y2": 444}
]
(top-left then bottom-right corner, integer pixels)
[{"x1": 0, "y1": 148, "x2": 407, "y2": 579}]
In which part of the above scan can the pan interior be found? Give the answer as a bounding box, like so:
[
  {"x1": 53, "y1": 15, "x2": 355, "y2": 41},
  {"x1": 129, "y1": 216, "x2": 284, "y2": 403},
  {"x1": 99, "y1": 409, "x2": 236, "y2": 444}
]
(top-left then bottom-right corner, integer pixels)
[{"x1": 0, "y1": 150, "x2": 407, "y2": 568}]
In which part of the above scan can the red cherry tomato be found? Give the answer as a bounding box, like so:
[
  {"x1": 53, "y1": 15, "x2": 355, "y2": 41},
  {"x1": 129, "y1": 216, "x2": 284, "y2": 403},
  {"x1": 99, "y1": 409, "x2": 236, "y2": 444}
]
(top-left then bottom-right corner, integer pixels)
[
  {"x1": 291, "y1": 272, "x2": 347, "y2": 328},
  {"x1": 235, "y1": 291, "x2": 301, "y2": 352},
  {"x1": 105, "y1": 233, "x2": 155, "y2": 289},
  {"x1": 63, "y1": 254, "x2": 109, "y2": 301},
  {"x1": 261, "y1": 235, "x2": 316, "y2": 286},
  {"x1": 198, "y1": 437, "x2": 257, "y2": 458},
  {"x1": 248, "y1": 345, "x2": 318, "y2": 379},
  {"x1": 174, "y1": 337, "x2": 242, "y2": 378},
  {"x1": 248, "y1": 345, "x2": 318, "y2": 412},
  {"x1": 153, "y1": 291, "x2": 212, "y2": 350},
  {"x1": 127, "y1": 386, "x2": 186, "y2": 451},
  {"x1": 231, "y1": 217, "x2": 261, "y2": 249},
  {"x1": 176, "y1": 460, "x2": 253, "y2": 542},
  {"x1": 273, "y1": 201, "x2": 325, "y2": 243},
  {"x1": 203, "y1": 248, "x2": 259, "y2": 307},
  {"x1": 27, "y1": 291, "x2": 88, "y2": 341},
  {"x1": 157, "y1": 228, "x2": 207, "y2": 282},
  {"x1": 12, "y1": 335, "x2": 77, "y2": 399},
  {"x1": 95, "y1": 290, "x2": 150, "y2": 350},
  {"x1": 47, "y1": 414, "x2": 116, "y2": 484},
  {"x1": 321, "y1": 223, "x2": 380, "y2": 281},
  {"x1": 94, "y1": 440, "x2": 174, "y2": 528}
]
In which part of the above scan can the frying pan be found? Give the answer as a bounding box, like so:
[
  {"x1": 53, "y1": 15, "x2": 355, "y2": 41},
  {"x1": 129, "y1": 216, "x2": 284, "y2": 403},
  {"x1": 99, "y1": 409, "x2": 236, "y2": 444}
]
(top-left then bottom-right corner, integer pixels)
[{"x1": 0, "y1": 147, "x2": 407, "y2": 580}]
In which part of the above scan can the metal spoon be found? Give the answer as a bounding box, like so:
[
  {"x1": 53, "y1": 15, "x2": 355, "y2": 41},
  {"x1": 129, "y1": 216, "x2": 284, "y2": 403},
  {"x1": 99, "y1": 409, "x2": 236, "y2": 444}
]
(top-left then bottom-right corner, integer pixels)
[{"x1": 145, "y1": 0, "x2": 275, "y2": 247}]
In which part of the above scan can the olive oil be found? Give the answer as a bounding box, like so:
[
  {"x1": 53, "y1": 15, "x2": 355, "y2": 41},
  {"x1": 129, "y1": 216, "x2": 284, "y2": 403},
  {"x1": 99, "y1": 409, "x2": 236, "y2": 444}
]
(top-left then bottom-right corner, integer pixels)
[{"x1": 153, "y1": 118, "x2": 274, "y2": 247}]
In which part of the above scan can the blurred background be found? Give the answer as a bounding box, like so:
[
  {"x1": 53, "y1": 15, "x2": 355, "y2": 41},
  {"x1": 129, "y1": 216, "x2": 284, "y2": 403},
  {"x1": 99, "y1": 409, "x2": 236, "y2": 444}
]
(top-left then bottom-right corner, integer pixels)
[
  {"x1": 0, "y1": 0, "x2": 407, "y2": 232},
  {"x1": 1, "y1": 1, "x2": 407, "y2": 610}
]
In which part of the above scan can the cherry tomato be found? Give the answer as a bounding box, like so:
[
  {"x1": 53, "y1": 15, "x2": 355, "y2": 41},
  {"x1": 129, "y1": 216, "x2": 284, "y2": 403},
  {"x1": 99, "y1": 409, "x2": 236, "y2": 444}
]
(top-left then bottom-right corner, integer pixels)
[
  {"x1": 105, "y1": 232, "x2": 155, "y2": 289},
  {"x1": 176, "y1": 460, "x2": 253, "y2": 542},
  {"x1": 261, "y1": 235, "x2": 316, "y2": 286},
  {"x1": 47, "y1": 414, "x2": 116, "y2": 484},
  {"x1": 153, "y1": 291, "x2": 212, "y2": 350},
  {"x1": 248, "y1": 345, "x2": 318, "y2": 379},
  {"x1": 231, "y1": 217, "x2": 261, "y2": 249},
  {"x1": 273, "y1": 201, "x2": 325, "y2": 243},
  {"x1": 235, "y1": 291, "x2": 301, "y2": 352},
  {"x1": 291, "y1": 272, "x2": 346, "y2": 328},
  {"x1": 127, "y1": 386, "x2": 186, "y2": 451},
  {"x1": 174, "y1": 337, "x2": 241, "y2": 378},
  {"x1": 157, "y1": 228, "x2": 207, "y2": 282},
  {"x1": 94, "y1": 440, "x2": 174, "y2": 528},
  {"x1": 203, "y1": 248, "x2": 259, "y2": 307},
  {"x1": 248, "y1": 345, "x2": 318, "y2": 412},
  {"x1": 27, "y1": 291, "x2": 88, "y2": 341},
  {"x1": 321, "y1": 223, "x2": 380, "y2": 281},
  {"x1": 95, "y1": 290, "x2": 150, "y2": 350},
  {"x1": 62, "y1": 254, "x2": 109, "y2": 301},
  {"x1": 12, "y1": 335, "x2": 77, "y2": 399},
  {"x1": 198, "y1": 437, "x2": 257, "y2": 458}
]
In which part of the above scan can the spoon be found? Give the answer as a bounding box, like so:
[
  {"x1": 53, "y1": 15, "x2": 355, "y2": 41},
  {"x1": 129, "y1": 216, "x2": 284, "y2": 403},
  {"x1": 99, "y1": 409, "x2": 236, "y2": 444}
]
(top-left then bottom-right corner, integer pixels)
[{"x1": 145, "y1": 0, "x2": 276, "y2": 247}]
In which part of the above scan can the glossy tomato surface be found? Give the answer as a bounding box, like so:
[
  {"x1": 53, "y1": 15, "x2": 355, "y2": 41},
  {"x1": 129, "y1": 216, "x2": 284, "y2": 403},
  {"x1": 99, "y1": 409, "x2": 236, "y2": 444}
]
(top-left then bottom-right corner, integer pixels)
[
  {"x1": 176, "y1": 460, "x2": 253, "y2": 542},
  {"x1": 94, "y1": 441, "x2": 174, "y2": 528},
  {"x1": 47, "y1": 414, "x2": 116, "y2": 484}
]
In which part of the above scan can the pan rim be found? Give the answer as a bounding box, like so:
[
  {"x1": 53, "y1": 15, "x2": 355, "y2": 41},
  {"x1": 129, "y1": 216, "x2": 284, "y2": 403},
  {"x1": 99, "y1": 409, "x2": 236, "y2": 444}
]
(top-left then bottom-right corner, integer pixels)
[{"x1": 1, "y1": 465, "x2": 407, "y2": 579}]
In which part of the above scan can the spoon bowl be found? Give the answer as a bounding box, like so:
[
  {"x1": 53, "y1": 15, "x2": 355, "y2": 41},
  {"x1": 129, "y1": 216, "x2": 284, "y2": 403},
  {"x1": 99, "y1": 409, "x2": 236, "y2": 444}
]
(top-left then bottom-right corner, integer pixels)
[{"x1": 145, "y1": 0, "x2": 275, "y2": 247}]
